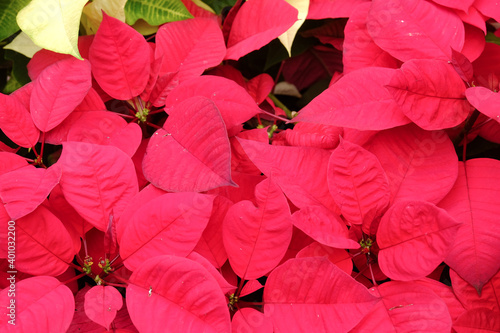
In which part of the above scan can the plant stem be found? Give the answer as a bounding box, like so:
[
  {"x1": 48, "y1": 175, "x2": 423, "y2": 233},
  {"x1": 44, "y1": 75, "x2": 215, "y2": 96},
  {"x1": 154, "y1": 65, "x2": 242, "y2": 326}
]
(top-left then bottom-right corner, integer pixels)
[{"x1": 268, "y1": 93, "x2": 293, "y2": 119}]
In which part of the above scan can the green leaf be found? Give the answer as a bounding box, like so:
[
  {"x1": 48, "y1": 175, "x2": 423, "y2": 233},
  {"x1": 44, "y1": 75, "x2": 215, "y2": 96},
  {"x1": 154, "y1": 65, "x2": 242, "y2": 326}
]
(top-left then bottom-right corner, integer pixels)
[
  {"x1": 124, "y1": 0, "x2": 193, "y2": 26},
  {"x1": 16, "y1": 0, "x2": 88, "y2": 60},
  {"x1": 486, "y1": 32, "x2": 500, "y2": 46},
  {"x1": 201, "y1": 0, "x2": 236, "y2": 14},
  {"x1": 0, "y1": 0, "x2": 31, "y2": 42}
]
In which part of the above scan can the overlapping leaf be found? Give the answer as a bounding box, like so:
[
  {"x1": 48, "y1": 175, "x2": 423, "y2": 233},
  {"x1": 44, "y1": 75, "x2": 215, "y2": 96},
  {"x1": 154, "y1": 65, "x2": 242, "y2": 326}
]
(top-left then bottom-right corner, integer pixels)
[
  {"x1": 0, "y1": 276, "x2": 74, "y2": 332},
  {"x1": 328, "y1": 139, "x2": 390, "y2": 230},
  {"x1": 58, "y1": 142, "x2": 138, "y2": 231},
  {"x1": 89, "y1": 12, "x2": 150, "y2": 100},
  {"x1": 366, "y1": 0, "x2": 465, "y2": 61},
  {"x1": 293, "y1": 67, "x2": 410, "y2": 130},
  {"x1": 127, "y1": 255, "x2": 231, "y2": 332},
  {"x1": 12, "y1": 205, "x2": 75, "y2": 276},
  {"x1": 143, "y1": 96, "x2": 234, "y2": 192},
  {"x1": 120, "y1": 192, "x2": 214, "y2": 271},
  {"x1": 438, "y1": 159, "x2": 500, "y2": 292},
  {"x1": 377, "y1": 201, "x2": 462, "y2": 281},
  {"x1": 232, "y1": 308, "x2": 273, "y2": 333},
  {"x1": 0, "y1": 92, "x2": 39, "y2": 148},
  {"x1": 225, "y1": 0, "x2": 298, "y2": 60},
  {"x1": 466, "y1": 86, "x2": 500, "y2": 123},
  {"x1": 223, "y1": 178, "x2": 293, "y2": 279},
  {"x1": 386, "y1": 59, "x2": 470, "y2": 130},
  {"x1": 0, "y1": 164, "x2": 61, "y2": 220},
  {"x1": 264, "y1": 257, "x2": 378, "y2": 332},
  {"x1": 366, "y1": 124, "x2": 458, "y2": 204}
]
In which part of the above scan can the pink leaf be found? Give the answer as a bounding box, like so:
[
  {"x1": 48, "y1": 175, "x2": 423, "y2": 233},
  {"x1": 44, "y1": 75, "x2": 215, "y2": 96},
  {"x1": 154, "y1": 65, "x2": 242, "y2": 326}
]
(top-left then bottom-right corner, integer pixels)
[
  {"x1": 377, "y1": 201, "x2": 462, "y2": 281},
  {"x1": 120, "y1": 192, "x2": 214, "y2": 271},
  {"x1": 193, "y1": 195, "x2": 232, "y2": 269},
  {"x1": 466, "y1": 86, "x2": 500, "y2": 123},
  {"x1": 450, "y1": 268, "x2": 500, "y2": 313},
  {"x1": 474, "y1": 0, "x2": 500, "y2": 23},
  {"x1": 430, "y1": 0, "x2": 474, "y2": 11},
  {"x1": 223, "y1": 178, "x2": 293, "y2": 279},
  {"x1": 225, "y1": 0, "x2": 298, "y2": 60},
  {"x1": 30, "y1": 58, "x2": 92, "y2": 132},
  {"x1": 386, "y1": 59, "x2": 470, "y2": 130},
  {"x1": 0, "y1": 164, "x2": 61, "y2": 220},
  {"x1": 143, "y1": 97, "x2": 234, "y2": 192},
  {"x1": 274, "y1": 122, "x2": 343, "y2": 149},
  {"x1": 438, "y1": 159, "x2": 500, "y2": 293},
  {"x1": 7, "y1": 205, "x2": 75, "y2": 276},
  {"x1": 342, "y1": 3, "x2": 400, "y2": 73},
  {"x1": 240, "y1": 280, "x2": 263, "y2": 298},
  {"x1": 366, "y1": 0, "x2": 465, "y2": 61},
  {"x1": 451, "y1": 48, "x2": 474, "y2": 83},
  {"x1": 292, "y1": 206, "x2": 360, "y2": 249},
  {"x1": 186, "y1": 252, "x2": 236, "y2": 295},
  {"x1": 58, "y1": 142, "x2": 138, "y2": 231},
  {"x1": 0, "y1": 152, "x2": 28, "y2": 175},
  {"x1": 237, "y1": 138, "x2": 340, "y2": 214},
  {"x1": 89, "y1": 12, "x2": 150, "y2": 100},
  {"x1": 453, "y1": 308, "x2": 500, "y2": 333},
  {"x1": 84, "y1": 286, "x2": 123, "y2": 330},
  {"x1": 293, "y1": 67, "x2": 410, "y2": 130},
  {"x1": 296, "y1": 242, "x2": 353, "y2": 275},
  {"x1": 127, "y1": 255, "x2": 230, "y2": 333},
  {"x1": 351, "y1": 281, "x2": 452, "y2": 332},
  {"x1": 155, "y1": 17, "x2": 226, "y2": 82},
  {"x1": 0, "y1": 276, "x2": 74, "y2": 332},
  {"x1": 0, "y1": 93, "x2": 39, "y2": 148},
  {"x1": 264, "y1": 257, "x2": 378, "y2": 332},
  {"x1": 328, "y1": 139, "x2": 390, "y2": 229},
  {"x1": 307, "y1": 0, "x2": 369, "y2": 19},
  {"x1": 164, "y1": 76, "x2": 261, "y2": 130},
  {"x1": 366, "y1": 124, "x2": 458, "y2": 204},
  {"x1": 246, "y1": 73, "x2": 274, "y2": 104},
  {"x1": 232, "y1": 308, "x2": 273, "y2": 333}
]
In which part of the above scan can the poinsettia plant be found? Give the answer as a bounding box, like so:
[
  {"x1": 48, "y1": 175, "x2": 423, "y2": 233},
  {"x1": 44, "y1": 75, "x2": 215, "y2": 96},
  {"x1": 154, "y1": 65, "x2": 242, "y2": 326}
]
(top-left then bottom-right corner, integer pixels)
[{"x1": 1, "y1": 0, "x2": 500, "y2": 332}]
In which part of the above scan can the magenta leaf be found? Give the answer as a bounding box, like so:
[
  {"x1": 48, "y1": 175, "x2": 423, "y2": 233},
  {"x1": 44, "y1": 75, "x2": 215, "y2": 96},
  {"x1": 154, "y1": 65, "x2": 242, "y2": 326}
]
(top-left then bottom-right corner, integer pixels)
[
  {"x1": 223, "y1": 178, "x2": 293, "y2": 279},
  {"x1": 292, "y1": 206, "x2": 360, "y2": 249},
  {"x1": 430, "y1": 0, "x2": 474, "y2": 12},
  {"x1": 232, "y1": 308, "x2": 273, "y2": 333},
  {"x1": 0, "y1": 164, "x2": 61, "y2": 220},
  {"x1": 0, "y1": 92, "x2": 39, "y2": 148},
  {"x1": 450, "y1": 268, "x2": 500, "y2": 313},
  {"x1": 307, "y1": 0, "x2": 369, "y2": 19},
  {"x1": 293, "y1": 67, "x2": 410, "y2": 130},
  {"x1": 453, "y1": 308, "x2": 500, "y2": 333},
  {"x1": 89, "y1": 12, "x2": 150, "y2": 100},
  {"x1": 143, "y1": 96, "x2": 234, "y2": 192},
  {"x1": 0, "y1": 152, "x2": 28, "y2": 175},
  {"x1": 296, "y1": 242, "x2": 354, "y2": 275},
  {"x1": 351, "y1": 281, "x2": 452, "y2": 332},
  {"x1": 84, "y1": 285, "x2": 123, "y2": 330},
  {"x1": 30, "y1": 58, "x2": 92, "y2": 132},
  {"x1": 155, "y1": 17, "x2": 226, "y2": 83},
  {"x1": 0, "y1": 276, "x2": 74, "y2": 332},
  {"x1": 225, "y1": 0, "x2": 298, "y2": 60},
  {"x1": 264, "y1": 257, "x2": 378, "y2": 332},
  {"x1": 438, "y1": 159, "x2": 500, "y2": 293},
  {"x1": 164, "y1": 76, "x2": 261, "y2": 130},
  {"x1": 237, "y1": 138, "x2": 339, "y2": 214},
  {"x1": 386, "y1": 59, "x2": 470, "y2": 130},
  {"x1": 5, "y1": 205, "x2": 74, "y2": 276},
  {"x1": 120, "y1": 192, "x2": 214, "y2": 271},
  {"x1": 366, "y1": 124, "x2": 458, "y2": 204},
  {"x1": 127, "y1": 255, "x2": 231, "y2": 332},
  {"x1": 328, "y1": 139, "x2": 390, "y2": 230},
  {"x1": 366, "y1": 0, "x2": 464, "y2": 61},
  {"x1": 377, "y1": 201, "x2": 462, "y2": 281},
  {"x1": 58, "y1": 142, "x2": 138, "y2": 231},
  {"x1": 466, "y1": 86, "x2": 500, "y2": 123},
  {"x1": 342, "y1": 3, "x2": 400, "y2": 73},
  {"x1": 451, "y1": 48, "x2": 474, "y2": 83}
]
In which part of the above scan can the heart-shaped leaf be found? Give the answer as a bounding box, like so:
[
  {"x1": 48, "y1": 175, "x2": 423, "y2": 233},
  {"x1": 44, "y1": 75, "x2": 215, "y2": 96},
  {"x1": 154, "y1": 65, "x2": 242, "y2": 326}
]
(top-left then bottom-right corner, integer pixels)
[
  {"x1": 377, "y1": 201, "x2": 462, "y2": 281},
  {"x1": 84, "y1": 285, "x2": 123, "y2": 330},
  {"x1": 127, "y1": 255, "x2": 231, "y2": 332},
  {"x1": 120, "y1": 192, "x2": 214, "y2": 271},
  {"x1": 264, "y1": 257, "x2": 378, "y2": 332},
  {"x1": 143, "y1": 96, "x2": 234, "y2": 192},
  {"x1": 223, "y1": 178, "x2": 293, "y2": 280},
  {"x1": 30, "y1": 57, "x2": 92, "y2": 132}
]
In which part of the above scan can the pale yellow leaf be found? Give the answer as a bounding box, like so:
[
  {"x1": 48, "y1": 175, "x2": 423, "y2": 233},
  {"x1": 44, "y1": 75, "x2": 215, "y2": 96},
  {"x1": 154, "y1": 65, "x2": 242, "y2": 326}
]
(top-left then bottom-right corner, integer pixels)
[
  {"x1": 16, "y1": 0, "x2": 88, "y2": 59},
  {"x1": 3, "y1": 32, "x2": 41, "y2": 58},
  {"x1": 131, "y1": 19, "x2": 158, "y2": 36},
  {"x1": 81, "y1": 0, "x2": 127, "y2": 35},
  {"x1": 278, "y1": 0, "x2": 309, "y2": 56}
]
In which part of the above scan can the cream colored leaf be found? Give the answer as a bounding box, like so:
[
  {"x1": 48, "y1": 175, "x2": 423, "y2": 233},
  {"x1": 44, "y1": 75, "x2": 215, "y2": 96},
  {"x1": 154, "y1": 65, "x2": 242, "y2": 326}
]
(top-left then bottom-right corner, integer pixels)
[
  {"x1": 3, "y1": 31, "x2": 41, "y2": 58},
  {"x1": 81, "y1": 0, "x2": 127, "y2": 35},
  {"x1": 278, "y1": 0, "x2": 308, "y2": 56},
  {"x1": 16, "y1": 0, "x2": 88, "y2": 60}
]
